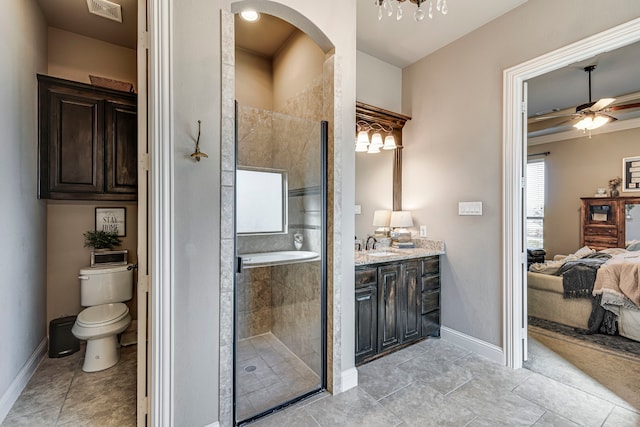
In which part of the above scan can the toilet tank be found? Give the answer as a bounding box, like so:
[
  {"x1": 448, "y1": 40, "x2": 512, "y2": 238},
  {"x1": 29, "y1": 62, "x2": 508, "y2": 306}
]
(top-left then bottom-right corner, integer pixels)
[{"x1": 79, "y1": 264, "x2": 133, "y2": 306}]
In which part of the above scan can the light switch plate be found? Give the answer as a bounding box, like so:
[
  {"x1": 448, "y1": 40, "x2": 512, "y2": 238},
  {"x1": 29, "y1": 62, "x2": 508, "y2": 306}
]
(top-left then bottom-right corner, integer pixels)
[
  {"x1": 458, "y1": 201, "x2": 483, "y2": 216},
  {"x1": 419, "y1": 225, "x2": 427, "y2": 237},
  {"x1": 354, "y1": 204, "x2": 361, "y2": 215}
]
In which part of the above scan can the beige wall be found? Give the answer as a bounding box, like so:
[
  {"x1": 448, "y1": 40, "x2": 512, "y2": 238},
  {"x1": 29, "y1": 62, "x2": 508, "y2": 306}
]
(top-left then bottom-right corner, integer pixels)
[
  {"x1": 273, "y1": 30, "x2": 326, "y2": 111},
  {"x1": 402, "y1": 0, "x2": 640, "y2": 346},
  {"x1": 47, "y1": 27, "x2": 137, "y2": 90},
  {"x1": 46, "y1": 202, "x2": 138, "y2": 328},
  {"x1": 235, "y1": 48, "x2": 273, "y2": 110},
  {"x1": 529, "y1": 128, "x2": 640, "y2": 258}
]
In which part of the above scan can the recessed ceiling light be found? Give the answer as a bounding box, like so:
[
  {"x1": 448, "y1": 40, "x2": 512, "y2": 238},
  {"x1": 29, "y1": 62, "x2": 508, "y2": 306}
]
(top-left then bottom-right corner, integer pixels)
[{"x1": 240, "y1": 10, "x2": 260, "y2": 22}]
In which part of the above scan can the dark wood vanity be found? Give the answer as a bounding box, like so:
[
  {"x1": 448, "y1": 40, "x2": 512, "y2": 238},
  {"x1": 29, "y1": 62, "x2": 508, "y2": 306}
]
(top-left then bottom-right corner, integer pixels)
[
  {"x1": 355, "y1": 254, "x2": 441, "y2": 365},
  {"x1": 581, "y1": 197, "x2": 640, "y2": 250}
]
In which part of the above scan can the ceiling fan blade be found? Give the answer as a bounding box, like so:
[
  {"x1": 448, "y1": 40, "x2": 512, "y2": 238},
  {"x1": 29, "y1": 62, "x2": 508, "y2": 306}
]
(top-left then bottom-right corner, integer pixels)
[
  {"x1": 608, "y1": 102, "x2": 640, "y2": 112},
  {"x1": 588, "y1": 97, "x2": 616, "y2": 111},
  {"x1": 527, "y1": 116, "x2": 581, "y2": 133},
  {"x1": 531, "y1": 113, "x2": 577, "y2": 121}
]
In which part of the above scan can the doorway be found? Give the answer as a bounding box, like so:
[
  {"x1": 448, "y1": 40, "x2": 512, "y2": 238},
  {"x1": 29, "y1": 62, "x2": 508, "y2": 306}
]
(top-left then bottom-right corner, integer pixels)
[{"x1": 503, "y1": 18, "x2": 640, "y2": 368}]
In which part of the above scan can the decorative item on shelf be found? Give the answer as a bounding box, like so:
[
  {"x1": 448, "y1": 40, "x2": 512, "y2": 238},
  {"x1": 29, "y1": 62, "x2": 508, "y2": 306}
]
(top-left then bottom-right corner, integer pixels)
[
  {"x1": 375, "y1": 0, "x2": 448, "y2": 22},
  {"x1": 609, "y1": 176, "x2": 622, "y2": 197},
  {"x1": 389, "y1": 210, "x2": 413, "y2": 244},
  {"x1": 294, "y1": 233, "x2": 303, "y2": 250},
  {"x1": 190, "y1": 120, "x2": 209, "y2": 162},
  {"x1": 372, "y1": 210, "x2": 391, "y2": 237},
  {"x1": 355, "y1": 120, "x2": 396, "y2": 154},
  {"x1": 594, "y1": 187, "x2": 607, "y2": 197}
]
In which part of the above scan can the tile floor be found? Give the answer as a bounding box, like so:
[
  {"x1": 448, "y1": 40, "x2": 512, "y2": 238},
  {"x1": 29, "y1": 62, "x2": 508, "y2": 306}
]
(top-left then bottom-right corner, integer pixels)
[
  {"x1": 5, "y1": 334, "x2": 640, "y2": 426},
  {"x1": 250, "y1": 336, "x2": 640, "y2": 427},
  {"x1": 2, "y1": 344, "x2": 136, "y2": 427},
  {"x1": 236, "y1": 333, "x2": 320, "y2": 422}
]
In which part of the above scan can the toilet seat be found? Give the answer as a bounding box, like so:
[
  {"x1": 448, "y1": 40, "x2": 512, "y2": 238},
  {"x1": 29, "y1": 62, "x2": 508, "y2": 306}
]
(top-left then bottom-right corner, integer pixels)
[{"x1": 76, "y1": 303, "x2": 129, "y2": 328}]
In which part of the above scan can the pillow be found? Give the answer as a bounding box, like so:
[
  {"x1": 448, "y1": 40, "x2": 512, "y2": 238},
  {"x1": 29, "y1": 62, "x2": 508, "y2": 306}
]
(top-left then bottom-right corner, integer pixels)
[
  {"x1": 627, "y1": 241, "x2": 640, "y2": 252},
  {"x1": 572, "y1": 246, "x2": 595, "y2": 259}
]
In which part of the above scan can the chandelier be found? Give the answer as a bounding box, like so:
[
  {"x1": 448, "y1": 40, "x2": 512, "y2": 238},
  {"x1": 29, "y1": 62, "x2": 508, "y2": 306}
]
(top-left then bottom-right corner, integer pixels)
[{"x1": 375, "y1": 0, "x2": 448, "y2": 22}]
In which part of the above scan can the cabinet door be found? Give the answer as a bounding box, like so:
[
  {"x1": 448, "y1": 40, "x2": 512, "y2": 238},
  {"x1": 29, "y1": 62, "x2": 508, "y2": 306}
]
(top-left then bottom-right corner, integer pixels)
[
  {"x1": 105, "y1": 101, "x2": 137, "y2": 195},
  {"x1": 45, "y1": 91, "x2": 104, "y2": 196},
  {"x1": 355, "y1": 284, "x2": 377, "y2": 364},
  {"x1": 378, "y1": 264, "x2": 401, "y2": 352},
  {"x1": 401, "y1": 260, "x2": 422, "y2": 343}
]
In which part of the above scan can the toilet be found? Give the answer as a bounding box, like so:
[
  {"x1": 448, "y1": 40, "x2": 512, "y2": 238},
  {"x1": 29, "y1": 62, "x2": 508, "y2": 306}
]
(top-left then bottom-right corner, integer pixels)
[{"x1": 72, "y1": 264, "x2": 133, "y2": 372}]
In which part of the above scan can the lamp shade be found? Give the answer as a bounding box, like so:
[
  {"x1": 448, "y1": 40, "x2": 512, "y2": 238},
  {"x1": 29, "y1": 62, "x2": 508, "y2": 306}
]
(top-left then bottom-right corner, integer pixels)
[
  {"x1": 372, "y1": 210, "x2": 391, "y2": 227},
  {"x1": 370, "y1": 133, "x2": 383, "y2": 148},
  {"x1": 383, "y1": 135, "x2": 397, "y2": 150},
  {"x1": 390, "y1": 211, "x2": 413, "y2": 228}
]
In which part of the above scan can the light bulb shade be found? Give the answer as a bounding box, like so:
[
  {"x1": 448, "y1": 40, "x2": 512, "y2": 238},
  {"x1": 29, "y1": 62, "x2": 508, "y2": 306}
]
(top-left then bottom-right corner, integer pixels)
[
  {"x1": 370, "y1": 133, "x2": 384, "y2": 148},
  {"x1": 390, "y1": 211, "x2": 413, "y2": 228},
  {"x1": 383, "y1": 135, "x2": 397, "y2": 150},
  {"x1": 355, "y1": 143, "x2": 369, "y2": 152},
  {"x1": 367, "y1": 144, "x2": 381, "y2": 154},
  {"x1": 357, "y1": 131, "x2": 370, "y2": 145},
  {"x1": 574, "y1": 114, "x2": 611, "y2": 131},
  {"x1": 372, "y1": 210, "x2": 391, "y2": 227}
]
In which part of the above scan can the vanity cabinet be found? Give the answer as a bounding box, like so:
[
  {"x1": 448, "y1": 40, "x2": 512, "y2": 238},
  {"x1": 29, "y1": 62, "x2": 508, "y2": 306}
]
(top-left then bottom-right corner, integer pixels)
[
  {"x1": 355, "y1": 255, "x2": 440, "y2": 365},
  {"x1": 38, "y1": 74, "x2": 137, "y2": 201}
]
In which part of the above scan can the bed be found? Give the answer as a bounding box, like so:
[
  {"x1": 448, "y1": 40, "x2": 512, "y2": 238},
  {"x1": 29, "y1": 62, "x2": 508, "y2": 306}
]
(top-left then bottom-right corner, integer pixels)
[{"x1": 527, "y1": 246, "x2": 640, "y2": 342}]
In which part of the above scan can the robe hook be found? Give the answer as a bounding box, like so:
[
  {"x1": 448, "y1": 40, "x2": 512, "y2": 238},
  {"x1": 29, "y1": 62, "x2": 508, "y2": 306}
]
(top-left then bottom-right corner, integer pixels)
[{"x1": 190, "y1": 120, "x2": 208, "y2": 162}]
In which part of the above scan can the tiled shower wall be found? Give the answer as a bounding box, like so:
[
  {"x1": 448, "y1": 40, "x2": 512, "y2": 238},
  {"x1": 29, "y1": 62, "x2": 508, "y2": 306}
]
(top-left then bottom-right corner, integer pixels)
[{"x1": 236, "y1": 73, "x2": 325, "y2": 375}]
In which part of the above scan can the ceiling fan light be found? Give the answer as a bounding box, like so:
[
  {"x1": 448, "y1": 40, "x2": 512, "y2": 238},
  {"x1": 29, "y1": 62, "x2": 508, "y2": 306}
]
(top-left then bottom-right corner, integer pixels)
[{"x1": 590, "y1": 115, "x2": 611, "y2": 130}]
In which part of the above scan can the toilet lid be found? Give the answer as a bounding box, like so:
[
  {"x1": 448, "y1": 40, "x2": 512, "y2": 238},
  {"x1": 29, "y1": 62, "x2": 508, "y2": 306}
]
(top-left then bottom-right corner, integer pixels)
[{"x1": 77, "y1": 303, "x2": 129, "y2": 327}]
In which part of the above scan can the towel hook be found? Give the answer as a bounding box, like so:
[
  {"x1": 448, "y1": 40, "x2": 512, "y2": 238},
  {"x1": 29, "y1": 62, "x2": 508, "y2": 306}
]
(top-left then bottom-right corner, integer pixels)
[{"x1": 190, "y1": 120, "x2": 208, "y2": 162}]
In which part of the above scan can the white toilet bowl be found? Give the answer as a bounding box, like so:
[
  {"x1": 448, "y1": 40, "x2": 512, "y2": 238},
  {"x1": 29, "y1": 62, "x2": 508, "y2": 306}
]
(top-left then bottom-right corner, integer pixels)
[{"x1": 72, "y1": 303, "x2": 131, "y2": 372}]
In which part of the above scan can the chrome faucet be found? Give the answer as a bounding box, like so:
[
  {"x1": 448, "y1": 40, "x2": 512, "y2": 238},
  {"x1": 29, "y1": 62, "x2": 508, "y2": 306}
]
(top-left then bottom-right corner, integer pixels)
[{"x1": 365, "y1": 236, "x2": 377, "y2": 251}]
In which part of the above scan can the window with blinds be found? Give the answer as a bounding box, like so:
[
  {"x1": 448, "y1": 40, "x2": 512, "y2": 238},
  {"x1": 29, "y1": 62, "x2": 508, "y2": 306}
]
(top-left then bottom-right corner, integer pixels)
[{"x1": 526, "y1": 160, "x2": 545, "y2": 249}]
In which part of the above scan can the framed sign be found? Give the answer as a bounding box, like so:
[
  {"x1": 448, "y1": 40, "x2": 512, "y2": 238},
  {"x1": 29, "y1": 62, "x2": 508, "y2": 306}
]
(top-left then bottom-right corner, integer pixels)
[
  {"x1": 623, "y1": 156, "x2": 640, "y2": 193},
  {"x1": 95, "y1": 207, "x2": 126, "y2": 236}
]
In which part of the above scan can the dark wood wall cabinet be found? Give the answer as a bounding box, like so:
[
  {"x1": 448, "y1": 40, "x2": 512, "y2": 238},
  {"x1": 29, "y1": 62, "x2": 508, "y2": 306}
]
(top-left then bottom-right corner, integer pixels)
[
  {"x1": 355, "y1": 255, "x2": 440, "y2": 365},
  {"x1": 38, "y1": 74, "x2": 137, "y2": 201},
  {"x1": 581, "y1": 197, "x2": 640, "y2": 250}
]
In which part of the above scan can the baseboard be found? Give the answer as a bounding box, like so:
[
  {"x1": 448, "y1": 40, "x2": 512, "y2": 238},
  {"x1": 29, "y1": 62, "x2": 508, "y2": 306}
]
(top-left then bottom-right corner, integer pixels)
[
  {"x1": 203, "y1": 422, "x2": 220, "y2": 427},
  {"x1": 0, "y1": 338, "x2": 47, "y2": 423},
  {"x1": 440, "y1": 326, "x2": 504, "y2": 365},
  {"x1": 340, "y1": 367, "x2": 358, "y2": 392}
]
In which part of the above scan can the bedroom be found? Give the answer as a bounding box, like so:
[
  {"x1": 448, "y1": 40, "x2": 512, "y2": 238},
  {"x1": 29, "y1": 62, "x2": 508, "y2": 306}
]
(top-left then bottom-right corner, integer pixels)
[{"x1": 524, "y1": 38, "x2": 640, "y2": 403}]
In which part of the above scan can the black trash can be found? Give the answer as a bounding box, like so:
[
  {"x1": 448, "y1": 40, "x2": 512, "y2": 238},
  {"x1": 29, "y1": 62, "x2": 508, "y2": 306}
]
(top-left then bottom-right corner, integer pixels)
[{"x1": 49, "y1": 316, "x2": 80, "y2": 358}]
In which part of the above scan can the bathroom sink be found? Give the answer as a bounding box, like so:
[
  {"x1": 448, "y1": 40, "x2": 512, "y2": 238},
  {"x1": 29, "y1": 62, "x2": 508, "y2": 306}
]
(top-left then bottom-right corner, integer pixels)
[{"x1": 367, "y1": 252, "x2": 394, "y2": 257}]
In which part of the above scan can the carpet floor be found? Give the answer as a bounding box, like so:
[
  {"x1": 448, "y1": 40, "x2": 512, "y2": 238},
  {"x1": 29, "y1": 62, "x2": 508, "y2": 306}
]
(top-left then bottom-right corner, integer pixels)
[{"x1": 527, "y1": 324, "x2": 640, "y2": 411}]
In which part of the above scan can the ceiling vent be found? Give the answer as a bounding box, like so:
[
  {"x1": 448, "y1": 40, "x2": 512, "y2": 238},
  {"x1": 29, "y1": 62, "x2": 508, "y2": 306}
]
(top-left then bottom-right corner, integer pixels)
[{"x1": 86, "y1": 0, "x2": 123, "y2": 23}]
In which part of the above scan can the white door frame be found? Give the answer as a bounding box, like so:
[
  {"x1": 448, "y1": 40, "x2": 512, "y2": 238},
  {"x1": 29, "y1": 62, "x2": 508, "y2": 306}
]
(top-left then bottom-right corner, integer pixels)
[{"x1": 502, "y1": 17, "x2": 640, "y2": 368}]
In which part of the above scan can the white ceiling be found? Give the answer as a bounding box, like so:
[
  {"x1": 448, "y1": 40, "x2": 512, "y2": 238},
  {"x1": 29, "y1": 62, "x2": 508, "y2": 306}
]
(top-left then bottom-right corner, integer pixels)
[{"x1": 36, "y1": 0, "x2": 640, "y2": 138}]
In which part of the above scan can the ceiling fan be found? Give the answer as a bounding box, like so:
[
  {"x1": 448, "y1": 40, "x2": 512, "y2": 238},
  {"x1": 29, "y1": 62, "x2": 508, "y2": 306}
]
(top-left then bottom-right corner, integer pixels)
[{"x1": 528, "y1": 65, "x2": 640, "y2": 136}]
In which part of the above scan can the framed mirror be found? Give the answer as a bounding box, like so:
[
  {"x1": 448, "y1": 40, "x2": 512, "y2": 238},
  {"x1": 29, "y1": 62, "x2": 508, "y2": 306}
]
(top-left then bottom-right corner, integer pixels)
[
  {"x1": 625, "y1": 199, "x2": 640, "y2": 245},
  {"x1": 237, "y1": 167, "x2": 288, "y2": 235}
]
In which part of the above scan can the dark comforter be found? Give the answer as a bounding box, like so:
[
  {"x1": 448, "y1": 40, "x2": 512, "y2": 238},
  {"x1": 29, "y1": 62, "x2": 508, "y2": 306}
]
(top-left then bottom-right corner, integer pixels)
[{"x1": 554, "y1": 252, "x2": 617, "y2": 334}]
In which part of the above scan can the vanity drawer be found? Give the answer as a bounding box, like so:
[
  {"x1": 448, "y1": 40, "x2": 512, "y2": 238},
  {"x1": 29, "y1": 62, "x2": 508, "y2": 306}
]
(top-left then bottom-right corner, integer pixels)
[
  {"x1": 421, "y1": 275, "x2": 440, "y2": 291},
  {"x1": 422, "y1": 310, "x2": 440, "y2": 337},
  {"x1": 355, "y1": 267, "x2": 377, "y2": 288},
  {"x1": 421, "y1": 289, "x2": 440, "y2": 314},
  {"x1": 422, "y1": 257, "x2": 439, "y2": 275}
]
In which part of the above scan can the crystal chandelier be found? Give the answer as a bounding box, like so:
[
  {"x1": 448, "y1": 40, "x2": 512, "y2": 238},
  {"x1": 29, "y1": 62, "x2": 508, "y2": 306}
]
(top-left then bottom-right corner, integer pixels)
[{"x1": 375, "y1": 0, "x2": 448, "y2": 22}]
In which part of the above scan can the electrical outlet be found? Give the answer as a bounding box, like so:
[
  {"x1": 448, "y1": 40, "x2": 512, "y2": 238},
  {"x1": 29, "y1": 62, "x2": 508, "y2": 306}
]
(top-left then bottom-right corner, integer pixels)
[{"x1": 419, "y1": 225, "x2": 427, "y2": 237}]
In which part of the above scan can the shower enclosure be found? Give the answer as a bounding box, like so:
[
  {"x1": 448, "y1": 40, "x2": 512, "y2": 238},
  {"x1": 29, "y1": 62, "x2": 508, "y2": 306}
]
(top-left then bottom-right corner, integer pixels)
[{"x1": 234, "y1": 103, "x2": 327, "y2": 424}]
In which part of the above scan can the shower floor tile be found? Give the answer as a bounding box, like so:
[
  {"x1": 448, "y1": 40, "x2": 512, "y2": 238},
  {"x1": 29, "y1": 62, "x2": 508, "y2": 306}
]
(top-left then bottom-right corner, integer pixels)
[{"x1": 236, "y1": 332, "x2": 320, "y2": 422}]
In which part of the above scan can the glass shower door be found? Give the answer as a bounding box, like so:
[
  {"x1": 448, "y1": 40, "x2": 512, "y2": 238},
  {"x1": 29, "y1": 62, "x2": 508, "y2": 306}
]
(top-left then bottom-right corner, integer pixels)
[{"x1": 234, "y1": 104, "x2": 327, "y2": 424}]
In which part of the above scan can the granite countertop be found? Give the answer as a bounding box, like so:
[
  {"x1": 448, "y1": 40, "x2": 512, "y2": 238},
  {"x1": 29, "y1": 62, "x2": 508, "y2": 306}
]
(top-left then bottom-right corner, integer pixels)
[{"x1": 355, "y1": 239, "x2": 445, "y2": 266}]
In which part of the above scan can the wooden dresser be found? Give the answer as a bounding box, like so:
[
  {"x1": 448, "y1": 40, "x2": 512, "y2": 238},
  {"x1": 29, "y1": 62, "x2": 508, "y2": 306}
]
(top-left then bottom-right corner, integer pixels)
[{"x1": 580, "y1": 197, "x2": 640, "y2": 250}]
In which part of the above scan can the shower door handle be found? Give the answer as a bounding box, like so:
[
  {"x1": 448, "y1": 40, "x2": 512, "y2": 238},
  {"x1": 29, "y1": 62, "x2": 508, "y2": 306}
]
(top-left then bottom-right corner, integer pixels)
[{"x1": 236, "y1": 257, "x2": 243, "y2": 273}]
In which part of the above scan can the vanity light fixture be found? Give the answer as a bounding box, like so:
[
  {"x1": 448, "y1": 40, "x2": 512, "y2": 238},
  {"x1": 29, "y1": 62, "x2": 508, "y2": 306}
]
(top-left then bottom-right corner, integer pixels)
[
  {"x1": 375, "y1": 0, "x2": 448, "y2": 23},
  {"x1": 355, "y1": 120, "x2": 396, "y2": 154},
  {"x1": 240, "y1": 9, "x2": 260, "y2": 22}
]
